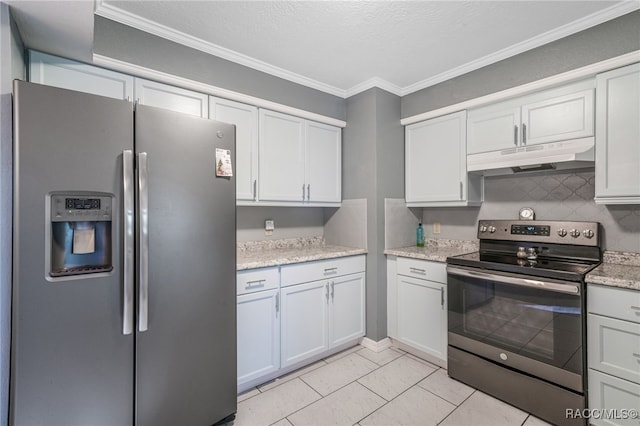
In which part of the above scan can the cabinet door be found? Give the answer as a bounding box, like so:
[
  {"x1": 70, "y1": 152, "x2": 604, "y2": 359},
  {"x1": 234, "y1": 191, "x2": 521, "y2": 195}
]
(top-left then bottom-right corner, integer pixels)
[
  {"x1": 210, "y1": 97, "x2": 259, "y2": 201},
  {"x1": 405, "y1": 111, "x2": 468, "y2": 204},
  {"x1": 521, "y1": 89, "x2": 594, "y2": 147},
  {"x1": 588, "y1": 370, "x2": 640, "y2": 426},
  {"x1": 237, "y1": 289, "x2": 280, "y2": 387},
  {"x1": 29, "y1": 50, "x2": 133, "y2": 100},
  {"x1": 259, "y1": 110, "x2": 306, "y2": 202},
  {"x1": 280, "y1": 280, "x2": 329, "y2": 368},
  {"x1": 467, "y1": 103, "x2": 521, "y2": 154},
  {"x1": 329, "y1": 272, "x2": 365, "y2": 348},
  {"x1": 588, "y1": 314, "x2": 640, "y2": 385},
  {"x1": 306, "y1": 121, "x2": 341, "y2": 203},
  {"x1": 595, "y1": 63, "x2": 640, "y2": 203},
  {"x1": 134, "y1": 78, "x2": 208, "y2": 117},
  {"x1": 397, "y1": 275, "x2": 446, "y2": 360}
]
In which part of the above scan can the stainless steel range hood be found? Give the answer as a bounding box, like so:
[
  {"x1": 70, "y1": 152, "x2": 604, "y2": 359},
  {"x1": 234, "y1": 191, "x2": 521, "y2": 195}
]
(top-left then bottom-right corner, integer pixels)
[{"x1": 467, "y1": 138, "x2": 595, "y2": 176}]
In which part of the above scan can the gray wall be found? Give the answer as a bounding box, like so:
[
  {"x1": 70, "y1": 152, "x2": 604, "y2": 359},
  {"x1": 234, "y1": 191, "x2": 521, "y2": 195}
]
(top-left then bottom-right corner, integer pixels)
[
  {"x1": 0, "y1": 4, "x2": 24, "y2": 425},
  {"x1": 402, "y1": 10, "x2": 640, "y2": 118},
  {"x1": 93, "y1": 16, "x2": 346, "y2": 122},
  {"x1": 421, "y1": 170, "x2": 640, "y2": 253},
  {"x1": 344, "y1": 87, "x2": 403, "y2": 342},
  {"x1": 236, "y1": 206, "x2": 325, "y2": 242}
]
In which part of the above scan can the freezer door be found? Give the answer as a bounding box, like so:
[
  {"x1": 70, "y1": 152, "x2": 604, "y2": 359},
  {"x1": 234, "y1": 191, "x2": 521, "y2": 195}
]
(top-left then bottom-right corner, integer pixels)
[
  {"x1": 11, "y1": 81, "x2": 135, "y2": 425},
  {"x1": 134, "y1": 105, "x2": 237, "y2": 425}
]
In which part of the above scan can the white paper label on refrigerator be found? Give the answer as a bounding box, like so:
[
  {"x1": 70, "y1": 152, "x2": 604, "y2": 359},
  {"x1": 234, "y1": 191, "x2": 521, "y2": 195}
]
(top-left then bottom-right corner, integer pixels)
[{"x1": 215, "y1": 148, "x2": 233, "y2": 177}]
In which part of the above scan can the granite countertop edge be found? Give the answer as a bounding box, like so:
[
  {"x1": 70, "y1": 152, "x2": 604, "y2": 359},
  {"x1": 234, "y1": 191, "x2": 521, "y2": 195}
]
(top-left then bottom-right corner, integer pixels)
[
  {"x1": 384, "y1": 240, "x2": 479, "y2": 263},
  {"x1": 237, "y1": 246, "x2": 367, "y2": 271},
  {"x1": 586, "y1": 251, "x2": 640, "y2": 291}
]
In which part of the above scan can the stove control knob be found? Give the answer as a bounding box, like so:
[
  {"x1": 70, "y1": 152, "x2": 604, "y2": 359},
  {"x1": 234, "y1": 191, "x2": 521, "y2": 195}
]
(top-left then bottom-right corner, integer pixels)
[
  {"x1": 479, "y1": 225, "x2": 488, "y2": 233},
  {"x1": 583, "y1": 229, "x2": 595, "y2": 239},
  {"x1": 557, "y1": 228, "x2": 567, "y2": 237},
  {"x1": 488, "y1": 226, "x2": 497, "y2": 233},
  {"x1": 569, "y1": 229, "x2": 580, "y2": 238}
]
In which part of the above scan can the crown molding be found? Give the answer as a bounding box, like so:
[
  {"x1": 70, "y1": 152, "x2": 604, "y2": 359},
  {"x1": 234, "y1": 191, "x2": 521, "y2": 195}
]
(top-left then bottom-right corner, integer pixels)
[{"x1": 95, "y1": 0, "x2": 639, "y2": 99}]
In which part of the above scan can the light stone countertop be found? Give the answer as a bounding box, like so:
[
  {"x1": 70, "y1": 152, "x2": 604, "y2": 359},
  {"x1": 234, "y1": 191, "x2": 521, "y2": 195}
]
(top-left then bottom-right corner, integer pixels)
[
  {"x1": 586, "y1": 251, "x2": 640, "y2": 291},
  {"x1": 384, "y1": 239, "x2": 479, "y2": 263},
  {"x1": 237, "y1": 237, "x2": 366, "y2": 271}
]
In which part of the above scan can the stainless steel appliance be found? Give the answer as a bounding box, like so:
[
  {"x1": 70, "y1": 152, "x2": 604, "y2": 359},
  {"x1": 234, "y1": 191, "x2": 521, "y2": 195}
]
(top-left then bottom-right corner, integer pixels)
[
  {"x1": 11, "y1": 81, "x2": 237, "y2": 426},
  {"x1": 447, "y1": 220, "x2": 602, "y2": 426}
]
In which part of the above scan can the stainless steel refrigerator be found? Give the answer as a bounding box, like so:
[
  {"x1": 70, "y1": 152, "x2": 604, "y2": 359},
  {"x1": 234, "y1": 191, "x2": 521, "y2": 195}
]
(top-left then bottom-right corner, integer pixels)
[{"x1": 10, "y1": 80, "x2": 237, "y2": 426}]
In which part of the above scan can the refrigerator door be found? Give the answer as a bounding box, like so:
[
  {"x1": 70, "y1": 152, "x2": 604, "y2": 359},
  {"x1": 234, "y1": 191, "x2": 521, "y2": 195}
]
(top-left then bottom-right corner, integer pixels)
[
  {"x1": 134, "y1": 105, "x2": 237, "y2": 425},
  {"x1": 11, "y1": 81, "x2": 135, "y2": 425}
]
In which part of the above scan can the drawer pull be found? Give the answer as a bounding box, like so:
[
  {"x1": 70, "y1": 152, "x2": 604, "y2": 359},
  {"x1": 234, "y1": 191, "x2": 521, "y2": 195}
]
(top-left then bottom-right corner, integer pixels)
[
  {"x1": 245, "y1": 280, "x2": 266, "y2": 289},
  {"x1": 633, "y1": 353, "x2": 640, "y2": 359},
  {"x1": 324, "y1": 267, "x2": 338, "y2": 275},
  {"x1": 631, "y1": 306, "x2": 640, "y2": 314},
  {"x1": 409, "y1": 267, "x2": 426, "y2": 274}
]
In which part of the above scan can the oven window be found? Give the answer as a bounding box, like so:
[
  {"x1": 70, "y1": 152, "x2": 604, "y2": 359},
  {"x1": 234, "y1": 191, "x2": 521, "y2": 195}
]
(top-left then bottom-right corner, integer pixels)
[{"x1": 448, "y1": 273, "x2": 583, "y2": 375}]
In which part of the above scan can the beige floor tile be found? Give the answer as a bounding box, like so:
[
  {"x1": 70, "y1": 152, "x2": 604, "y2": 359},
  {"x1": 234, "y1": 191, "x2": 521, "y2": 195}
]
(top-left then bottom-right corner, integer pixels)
[
  {"x1": 300, "y1": 353, "x2": 378, "y2": 396},
  {"x1": 235, "y1": 378, "x2": 320, "y2": 426},
  {"x1": 523, "y1": 415, "x2": 555, "y2": 426},
  {"x1": 288, "y1": 382, "x2": 386, "y2": 426},
  {"x1": 237, "y1": 387, "x2": 260, "y2": 403},
  {"x1": 258, "y1": 360, "x2": 328, "y2": 392},
  {"x1": 356, "y1": 347, "x2": 404, "y2": 366},
  {"x1": 322, "y1": 345, "x2": 363, "y2": 363},
  {"x1": 357, "y1": 355, "x2": 437, "y2": 401},
  {"x1": 270, "y1": 419, "x2": 293, "y2": 426},
  {"x1": 439, "y1": 391, "x2": 528, "y2": 426},
  {"x1": 417, "y1": 368, "x2": 475, "y2": 406},
  {"x1": 360, "y1": 386, "x2": 456, "y2": 426}
]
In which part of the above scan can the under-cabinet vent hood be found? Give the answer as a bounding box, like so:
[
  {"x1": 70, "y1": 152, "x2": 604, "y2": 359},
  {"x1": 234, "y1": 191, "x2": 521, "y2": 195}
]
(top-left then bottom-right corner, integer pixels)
[{"x1": 467, "y1": 138, "x2": 595, "y2": 176}]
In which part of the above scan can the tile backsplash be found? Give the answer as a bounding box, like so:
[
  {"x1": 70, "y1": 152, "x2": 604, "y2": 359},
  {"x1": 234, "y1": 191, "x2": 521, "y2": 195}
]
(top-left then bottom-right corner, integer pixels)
[{"x1": 422, "y1": 169, "x2": 640, "y2": 253}]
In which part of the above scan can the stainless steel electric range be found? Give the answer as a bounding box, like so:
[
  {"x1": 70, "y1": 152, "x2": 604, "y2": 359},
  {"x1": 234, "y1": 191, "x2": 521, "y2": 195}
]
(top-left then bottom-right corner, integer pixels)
[{"x1": 446, "y1": 220, "x2": 602, "y2": 426}]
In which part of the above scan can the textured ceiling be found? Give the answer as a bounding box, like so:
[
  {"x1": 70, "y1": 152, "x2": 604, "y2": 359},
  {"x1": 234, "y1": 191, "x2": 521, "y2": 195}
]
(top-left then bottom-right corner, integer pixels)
[{"x1": 8, "y1": 1, "x2": 640, "y2": 97}]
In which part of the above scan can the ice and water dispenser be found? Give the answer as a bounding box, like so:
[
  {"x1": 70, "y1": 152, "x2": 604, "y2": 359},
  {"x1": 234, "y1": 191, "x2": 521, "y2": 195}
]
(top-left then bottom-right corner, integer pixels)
[{"x1": 49, "y1": 193, "x2": 113, "y2": 277}]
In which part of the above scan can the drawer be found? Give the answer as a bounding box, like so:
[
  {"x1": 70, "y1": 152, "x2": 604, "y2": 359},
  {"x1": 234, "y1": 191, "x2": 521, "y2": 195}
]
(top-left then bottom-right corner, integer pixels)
[
  {"x1": 237, "y1": 267, "x2": 279, "y2": 295},
  {"x1": 280, "y1": 255, "x2": 365, "y2": 287},
  {"x1": 588, "y1": 369, "x2": 640, "y2": 426},
  {"x1": 588, "y1": 313, "x2": 640, "y2": 385},
  {"x1": 588, "y1": 284, "x2": 640, "y2": 324},
  {"x1": 397, "y1": 257, "x2": 447, "y2": 283}
]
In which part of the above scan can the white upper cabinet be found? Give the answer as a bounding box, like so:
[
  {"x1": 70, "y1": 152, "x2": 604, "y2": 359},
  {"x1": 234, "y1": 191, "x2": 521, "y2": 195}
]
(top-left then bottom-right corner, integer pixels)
[
  {"x1": 210, "y1": 97, "x2": 259, "y2": 202},
  {"x1": 134, "y1": 78, "x2": 208, "y2": 118},
  {"x1": 306, "y1": 121, "x2": 341, "y2": 203},
  {"x1": 259, "y1": 109, "x2": 341, "y2": 206},
  {"x1": 29, "y1": 50, "x2": 133, "y2": 100},
  {"x1": 259, "y1": 109, "x2": 307, "y2": 203},
  {"x1": 467, "y1": 80, "x2": 595, "y2": 155},
  {"x1": 594, "y1": 63, "x2": 640, "y2": 204},
  {"x1": 405, "y1": 110, "x2": 483, "y2": 207}
]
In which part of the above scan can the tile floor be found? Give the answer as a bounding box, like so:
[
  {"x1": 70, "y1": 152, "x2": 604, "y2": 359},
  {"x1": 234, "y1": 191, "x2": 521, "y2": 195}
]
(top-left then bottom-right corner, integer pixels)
[{"x1": 230, "y1": 345, "x2": 554, "y2": 426}]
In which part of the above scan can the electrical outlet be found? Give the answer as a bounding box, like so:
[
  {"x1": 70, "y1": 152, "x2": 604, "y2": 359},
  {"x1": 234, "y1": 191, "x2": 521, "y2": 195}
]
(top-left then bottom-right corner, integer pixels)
[
  {"x1": 433, "y1": 223, "x2": 441, "y2": 234},
  {"x1": 265, "y1": 219, "x2": 275, "y2": 236}
]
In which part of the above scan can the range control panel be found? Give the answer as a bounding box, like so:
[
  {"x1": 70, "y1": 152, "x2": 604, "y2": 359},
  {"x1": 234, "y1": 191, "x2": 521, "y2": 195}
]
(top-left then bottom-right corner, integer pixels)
[{"x1": 477, "y1": 220, "x2": 600, "y2": 246}]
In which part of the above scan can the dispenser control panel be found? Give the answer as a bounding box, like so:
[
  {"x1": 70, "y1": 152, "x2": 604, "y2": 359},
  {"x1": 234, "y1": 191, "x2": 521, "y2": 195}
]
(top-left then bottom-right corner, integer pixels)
[{"x1": 51, "y1": 194, "x2": 112, "y2": 222}]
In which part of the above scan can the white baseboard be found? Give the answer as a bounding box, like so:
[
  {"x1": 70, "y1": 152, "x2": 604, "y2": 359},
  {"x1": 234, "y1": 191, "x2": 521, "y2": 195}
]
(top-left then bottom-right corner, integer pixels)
[{"x1": 359, "y1": 337, "x2": 392, "y2": 353}]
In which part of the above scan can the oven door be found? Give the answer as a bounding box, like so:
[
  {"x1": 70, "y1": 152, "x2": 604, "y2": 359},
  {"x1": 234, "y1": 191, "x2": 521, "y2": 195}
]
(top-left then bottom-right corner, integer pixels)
[{"x1": 447, "y1": 265, "x2": 584, "y2": 392}]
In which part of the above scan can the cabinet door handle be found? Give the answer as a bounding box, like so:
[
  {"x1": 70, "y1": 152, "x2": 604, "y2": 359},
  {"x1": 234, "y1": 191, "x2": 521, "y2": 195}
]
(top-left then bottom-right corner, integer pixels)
[
  {"x1": 275, "y1": 293, "x2": 279, "y2": 316},
  {"x1": 307, "y1": 184, "x2": 310, "y2": 201},
  {"x1": 522, "y1": 123, "x2": 527, "y2": 145},
  {"x1": 302, "y1": 184, "x2": 305, "y2": 201},
  {"x1": 253, "y1": 180, "x2": 257, "y2": 201},
  {"x1": 440, "y1": 287, "x2": 445, "y2": 309},
  {"x1": 514, "y1": 125, "x2": 518, "y2": 146},
  {"x1": 325, "y1": 283, "x2": 330, "y2": 303},
  {"x1": 459, "y1": 181, "x2": 463, "y2": 200},
  {"x1": 331, "y1": 281, "x2": 335, "y2": 300}
]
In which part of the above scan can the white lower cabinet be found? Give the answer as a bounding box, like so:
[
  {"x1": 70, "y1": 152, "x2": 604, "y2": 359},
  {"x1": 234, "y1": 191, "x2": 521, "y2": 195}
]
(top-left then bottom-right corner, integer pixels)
[
  {"x1": 236, "y1": 267, "x2": 280, "y2": 391},
  {"x1": 587, "y1": 284, "x2": 640, "y2": 426},
  {"x1": 388, "y1": 256, "x2": 447, "y2": 365},
  {"x1": 280, "y1": 255, "x2": 366, "y2": 369}
]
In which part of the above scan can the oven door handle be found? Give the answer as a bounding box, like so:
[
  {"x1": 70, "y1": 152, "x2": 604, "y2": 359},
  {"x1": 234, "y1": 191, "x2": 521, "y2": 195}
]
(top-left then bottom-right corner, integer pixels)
[{"x1": 446, "y1": 266, "x2": 581, "y2": 295}]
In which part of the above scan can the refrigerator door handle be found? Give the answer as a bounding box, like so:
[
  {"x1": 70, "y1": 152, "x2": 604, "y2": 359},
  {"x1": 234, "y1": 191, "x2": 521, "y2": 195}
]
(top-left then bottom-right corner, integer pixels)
[
  {"x1": 122, "y1": 150, "x2": 135, "y2": 335},
  {"x1": 138, "y1": 152, "x2": 149, "y2": 332}
]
